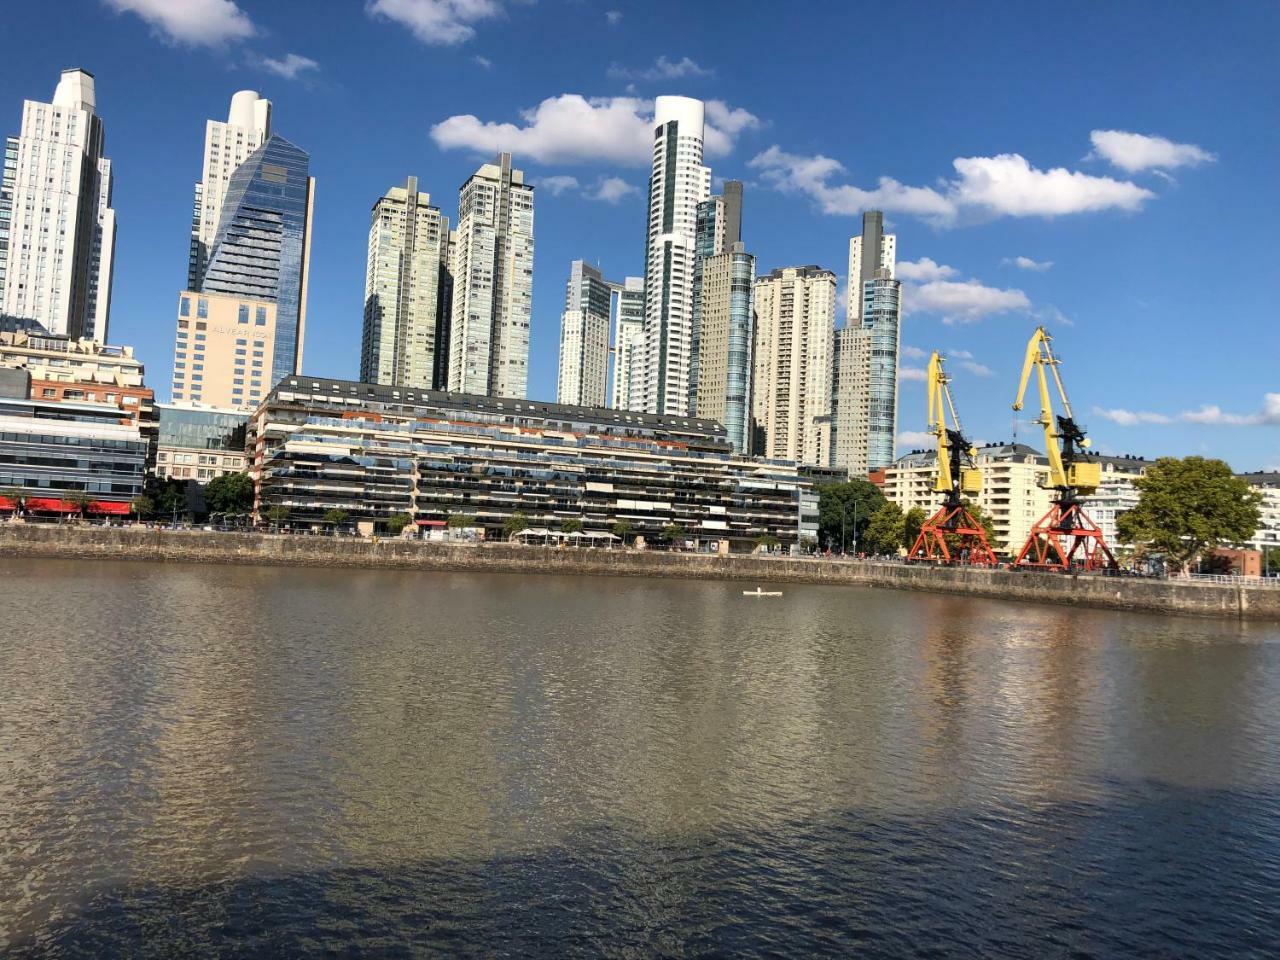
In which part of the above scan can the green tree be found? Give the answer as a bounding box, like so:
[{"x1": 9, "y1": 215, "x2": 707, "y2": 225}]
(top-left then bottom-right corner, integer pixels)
[
  {"x1": 130, "y1": 495, "x2": 155, "y2": 520},
  {"x1": 204, "y1": 472, "x2": 254, "y2": 514},
  {"x1": 755, "y1": 532, "x2": 781, "y2": 551},
  {"x1": 264, "y1": 505, "x2": 290, "y2": 531},
  {"x1": 561, "y1": 517, "x2": 584, "y2": 535},
  {"x1": 662, "y1": 523, "x2": 688, "y2": 545},
  {"x1": 503, "y1": 511, "x2": 530, "y2": 539},
  {"x1": 817, "y1": 479, "x2": 886, "y2": 552},
  {"x1": 862, "y1": 502, "x2": 906, "y2": 555},
  {"x1": 322, "y1": 508, "x2": 349, "y2": 533},
  {"x1": 0, "y1": 486, "x2": 24, "y2": 515},
  {"x1": 611, "y1": 519, "x2": 635, "y2": 544},
  {"x1": 151, "y1": 478, "x2": 190, "y2": 521},
  {"x1": 386, "y1": 512, "x2": 413, "y2": 535},
  {"x1": 67, "y1": 491, "x2": 92, "y2": 520},
  {"x1": 1117, "y1": 457, "x2": 1262, "y2": 573},
  {"x1": 446, "y1": 512, "x2": 477, "y2": 529},
  {"x1": 902, "y1": 506, "x2": 928, "y2": 552}
]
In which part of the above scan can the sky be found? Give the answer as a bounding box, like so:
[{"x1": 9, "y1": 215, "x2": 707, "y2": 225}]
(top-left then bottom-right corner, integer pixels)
[{"x1": 2, "y1": 0, "x2": 1277, "y2": 471}]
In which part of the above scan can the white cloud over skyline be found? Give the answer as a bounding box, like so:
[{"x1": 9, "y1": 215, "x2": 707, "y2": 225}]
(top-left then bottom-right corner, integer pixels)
[
  {"x1": 255, "y1": 52, "x2": 320, "y2": 80},
  {"x1": 431, "y1": 94, "x2": 761, "y2": 164},
  {"x1": 104, "y1": 0, "x2": 255, "y2": 46},
  {"x1": 1092, "y1": 394, "x2": 1280, "y2": 427},
  {"x1": 607, "y1": 56, "x2": 712, "y2": 82},
  {"x1": 1088, "y1": 130, "x2": 1217, "y2": 172},
  {"x1": 1004, "y1": 255, "x2": 1053, "y2": 271},
  {"x1": 749, "y1": 137, "x2": 1159, "y2": 224},
  {"x1": 896, "y1": 257, "x2": 959, "y2": 282},
  {"x1": 366, "y1": 0, "x2": 504, "y2": 46}
]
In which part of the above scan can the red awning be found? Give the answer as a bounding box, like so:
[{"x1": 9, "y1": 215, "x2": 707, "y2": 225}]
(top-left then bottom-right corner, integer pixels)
[
  {"x1": 89, "y1": 500, "x2": 131, "y2": 516},
  {"x1": 25, "y1": 497, "x2": 78, "y2": 513},
  {"x1": 415, "y1": 519, "x2": 446, "y2": 527},
  {"x1": 0, "y1": 496, "x2": 16, "y2": 510}
]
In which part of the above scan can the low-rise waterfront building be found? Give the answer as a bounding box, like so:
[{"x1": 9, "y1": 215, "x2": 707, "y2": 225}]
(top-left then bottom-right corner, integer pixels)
[
  {"x1": 1079, "y1": 454, "x2": 1149, "y2": 547},
  {"x1": 246, "y1": 376, "x2": 817, "y2": 549},
  {"x1": 1239, "y1": 472, "x2": 1280, "y2": 557},
  {"x1": 0, "y1": 367, "x2": 146, "y2": 515},
  {"x1": 153, "y1": 403, "x2": 249, "y2": 481}
]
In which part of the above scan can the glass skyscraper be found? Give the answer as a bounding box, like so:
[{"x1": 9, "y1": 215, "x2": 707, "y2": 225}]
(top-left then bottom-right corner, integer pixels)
[
  {"x1": 201, "y1": 133, "x2": 313, "y2": 388},
  {"x1": 862, "y1": 273, "x2": 901, "y2": 470}
]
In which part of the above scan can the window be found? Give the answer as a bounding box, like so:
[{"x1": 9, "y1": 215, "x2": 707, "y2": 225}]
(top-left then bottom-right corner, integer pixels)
[
  {"x1": 236, "y1": 339, "x2": 247, "y2": 346},
  {"x1": 41, "y1": 388, "x2": 56, "y2": 398},
  {"x1": 180, "y1": 297, "x2": 190, "y2": 317},
  {"x1": 197, "y1": 298, "x2": 208, "y2": 319},
  {"x1": 255, "y1": 306, "x2": 266, "y2": 325},
  {"x1": 238, "y1": 304, "x2": 248, "y2": 324}
]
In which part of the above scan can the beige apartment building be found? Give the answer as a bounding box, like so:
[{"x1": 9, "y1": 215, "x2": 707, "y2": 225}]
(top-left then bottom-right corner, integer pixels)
[
  {"x1": 170, "y1": 291, "x2": 276, "y2": 410},
  {"x1": 751, "y1": 265, "x2": 835, "y2": 466}
]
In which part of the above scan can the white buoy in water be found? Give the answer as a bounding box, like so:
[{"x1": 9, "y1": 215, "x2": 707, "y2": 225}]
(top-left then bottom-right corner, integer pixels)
[{"x1": 742, "y1": 587, "x2": 783, "y2": 597}]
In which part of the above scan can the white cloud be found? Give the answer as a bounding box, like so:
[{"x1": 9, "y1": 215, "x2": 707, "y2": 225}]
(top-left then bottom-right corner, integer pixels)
[
  {"x1": 949, "y1": 349, "x2": 974, "y2": 359},
  {"x1": 255, "y1": 52, "x2": 319, "y2": 80},
  {"x1": 896, "y1": 257, "x2": 959, "y2": 282},
  {"x1": 1089, "y1": 130, "x2": 1217, "y2": 173},
  {"x1": 899, "y1": 366, "x2": 927, "y2": 382},
  {"x1": 607, "y1": 55, "x2": 712, "y2": 82},
  {"x1": 958, "y1": 360, "x2": 994, "y2": 377},
  {"x1": 1181, "y1": 394, "x2": 1280, "y2": 427},
  {"x1": 104, "y1": 0, "x2": 254, "y2": 46},
  {"x1": 539, "y1": 175, "x2": 579, "y2": 196},
  {"x1": 1092, "y1": 406, "x2": 1174, "y2": 426},
  {"x1": 605, "y1": 9, "x2": 622, "y2": 25},
  {"x1": 366, "y1": 0, "x2": 503, "y2": 46},
  {"x1": 904, "y1": 279, "x2": 1031, "y2": 325},
  {"x1": 1004, "y1": 255, "x2": 1053, "y2": 272},
  {"x1": 901, "y1": 345, "x2": 929, "y2": 360},
  {"x1": 472, "y1": 54, "x2": 492, "y2": 69},
  {"x1": 750, "y1": 140, "x2": 1156, "y2": 224},
  {"x1": 431, "y1": 94, "x2": 759, "y2": 165},
  {"x1": 1090, "y1": 394, "x2": 1280, "y2": 427},
  {"x1": 898, "y1": 430, "x2": 935, "y2": 448},
  {"x1": 588, "y1": 176, "x2": 638, "y2": 203}
]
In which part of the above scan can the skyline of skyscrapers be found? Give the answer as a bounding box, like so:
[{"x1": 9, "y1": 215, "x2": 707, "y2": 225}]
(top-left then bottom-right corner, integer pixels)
[
  {"x1": 0, "y1": 68, "x2": 116, "y2": 342},
  {"x1": 448, "y1": 152, "x2": 534, "y2": 399},
  {"x1": 360, "y1": 175, "x2": 452, "y2": 389}
]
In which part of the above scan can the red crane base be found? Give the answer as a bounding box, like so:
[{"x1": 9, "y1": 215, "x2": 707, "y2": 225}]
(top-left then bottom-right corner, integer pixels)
[
  {"x1": 1014, "y1": 502, "x2": 1116, "y2": 571},
  {"x1": 907, "y1": 504, "x2": 999, "y2": 566}
]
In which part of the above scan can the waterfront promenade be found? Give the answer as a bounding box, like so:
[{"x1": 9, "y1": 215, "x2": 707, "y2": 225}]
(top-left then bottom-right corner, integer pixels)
[{"x1": 1, "y1": 523, "x2": 1276, "y2": 621}]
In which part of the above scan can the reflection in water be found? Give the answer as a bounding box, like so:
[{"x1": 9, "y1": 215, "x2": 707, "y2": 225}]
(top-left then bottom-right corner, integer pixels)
[{"x1": 1, "y1": 559, "x2": 1278, "y2": 957}]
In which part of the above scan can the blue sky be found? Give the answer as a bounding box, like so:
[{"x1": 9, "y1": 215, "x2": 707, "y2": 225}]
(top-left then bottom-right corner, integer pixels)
[{"x1": 3, "y1": 0, "x2": 1276, "y2": 470}]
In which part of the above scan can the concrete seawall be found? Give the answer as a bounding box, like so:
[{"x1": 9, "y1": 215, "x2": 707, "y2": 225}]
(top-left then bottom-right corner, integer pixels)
[{"x1": 1, "y1": 523, "x2": 1277, "y2": 622}]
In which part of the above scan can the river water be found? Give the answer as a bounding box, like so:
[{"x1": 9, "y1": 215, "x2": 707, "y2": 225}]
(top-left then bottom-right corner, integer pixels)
[{"x1": 1, "y1": 559, "x2": 1278, "y2": 957}]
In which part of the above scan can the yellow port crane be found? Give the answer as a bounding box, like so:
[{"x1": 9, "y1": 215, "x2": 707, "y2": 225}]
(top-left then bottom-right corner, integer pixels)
[
  {"x1": 906, "y1": 351, "x2": 997, "y2": 565},
  {"x1": 1011, "y1": 327, "x2": 1116, "y2": 570}
]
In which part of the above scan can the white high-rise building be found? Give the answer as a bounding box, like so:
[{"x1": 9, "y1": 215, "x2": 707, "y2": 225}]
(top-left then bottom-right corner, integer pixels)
[
  {"x1": 633, "y1": 96, "x2": 711, "y2": 415},
  {"x1": 0, "y1": 69, "x2": 116, "y2": 341},
  {"x1": 845, "y1": 211, "x2": 895, "y2": 325},
  {"x1": 610, "y1": 276, "x2": 644, "y2": 410},
  {"x1": 556, "y1": 261, "x2": 612, "y2": 407},
  {"x1": 448, "y1": 153, "x2": 534, "y2": 398},
  {"x1": 188, "y1": 90, "x2": 271, "y2": 292},
  {"x1": 360, "y1": 176, "x2": 451, "y2": 389},
  {"x1": 752, "y1": 266, "x2": 836, "y2": 466}
]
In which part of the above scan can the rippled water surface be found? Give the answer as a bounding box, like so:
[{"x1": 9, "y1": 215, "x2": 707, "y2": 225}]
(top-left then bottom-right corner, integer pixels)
[{"x1": 2, "y1": 559, "x2": 1279, "y2": 957}]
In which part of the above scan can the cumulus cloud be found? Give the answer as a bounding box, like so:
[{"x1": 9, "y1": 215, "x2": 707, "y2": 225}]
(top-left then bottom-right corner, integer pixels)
[
  {"x1": 1091, "y1": 394, "x2": 1280, "y2": 428},
  {"x1": 431, "y1": 94, "x2": 760, "y2": 164},
  {"x1": 104, "y1": 0, "x2": 254, "y2": 45},
  {"x1": 607, "y1": 55, "x2": 712, "y2": 82},
  {"x1": 1004, "y1": 255, "x2": 1053, "y2": 272},
  {"x1": 958, "y1": 360, "x2": 994, "y2": 377},
  {"x1": 899, "y1": 366, "x2": 927, "y2": 382},
  {"x1": 605, "y1": 9, "x2": 622, "y2": 25},
  {"x1": 901, "y1": 345, "x2": 929, "y2": 360},
  {"x1": 1092, "y1": 407, "x2": 1174, "y2": 426},
  {"x1": 898, "y1": 430, "x2": 935, "y2": 448},
  {"x1": 366, "y1": 0, "x2": 503, "y2": 46},
  {"x1": 749, "y1": 138, "x2": 1157, "y2": 225},
  {"x1": 255, "y1": 52, "x2": 319, "y2": 80},
  {"x1": 1089, "y1": 130, "x2": 1217, "y2": 172},
  {"x1": 539, "y1": 175, "x2": 579, "y2": 196},
  {"x1": 588, "y1": 176, "x2": 638, "y2": 203},
  {"x1": 896, "y1": 257, "x2": 959, "y2": 282},
  {"x1": 472, "y1": 54, "x2": 492, "y2": 68},
  {"x1": 905, "y1": 279, "x2": 1031, "y2": 325}
]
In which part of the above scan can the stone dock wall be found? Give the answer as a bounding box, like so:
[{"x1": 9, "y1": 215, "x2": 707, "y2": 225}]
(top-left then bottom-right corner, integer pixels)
[{"x1": 1, "y1": 524, "x2": 1277, "y2": 621}]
